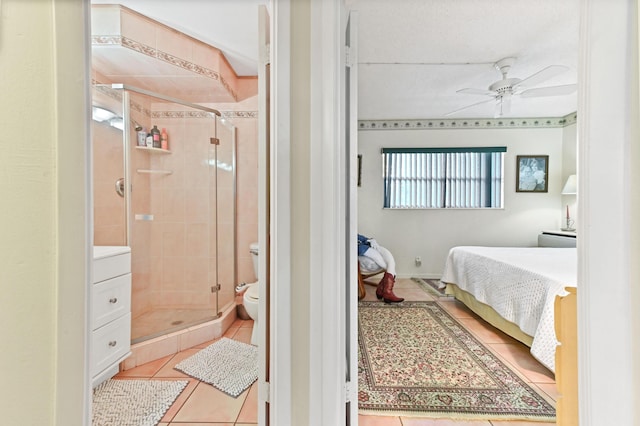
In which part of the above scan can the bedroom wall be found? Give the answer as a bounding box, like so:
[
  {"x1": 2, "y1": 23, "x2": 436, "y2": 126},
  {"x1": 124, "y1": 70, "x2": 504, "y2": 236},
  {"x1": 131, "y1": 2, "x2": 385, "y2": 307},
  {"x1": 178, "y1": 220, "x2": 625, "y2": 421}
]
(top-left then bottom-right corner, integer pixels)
[{"x1": 357, "y1": 123, "x2": 576, "y2": 277}]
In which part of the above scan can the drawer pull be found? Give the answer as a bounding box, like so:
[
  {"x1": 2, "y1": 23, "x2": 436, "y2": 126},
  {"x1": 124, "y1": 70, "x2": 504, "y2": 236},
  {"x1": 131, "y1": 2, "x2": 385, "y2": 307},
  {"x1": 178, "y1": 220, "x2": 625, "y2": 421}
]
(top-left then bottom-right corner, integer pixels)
[
  {"x1": 108, "y1": 340, "x2": 117, "y2": 347},
  {"x1": 109, "y1": 298, "x2": 118, "y2": 304}
]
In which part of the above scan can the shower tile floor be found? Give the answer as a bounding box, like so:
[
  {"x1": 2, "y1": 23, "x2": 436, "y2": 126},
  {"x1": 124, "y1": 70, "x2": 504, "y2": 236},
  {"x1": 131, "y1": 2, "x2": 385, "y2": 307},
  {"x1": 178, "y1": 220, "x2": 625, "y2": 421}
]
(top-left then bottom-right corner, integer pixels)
[
  {"x1": 131, "y1": 308, "x2": 219, "y2": 343},
  {"x1": 113, "y1": 279, "x2": 556, "y2": 425}
]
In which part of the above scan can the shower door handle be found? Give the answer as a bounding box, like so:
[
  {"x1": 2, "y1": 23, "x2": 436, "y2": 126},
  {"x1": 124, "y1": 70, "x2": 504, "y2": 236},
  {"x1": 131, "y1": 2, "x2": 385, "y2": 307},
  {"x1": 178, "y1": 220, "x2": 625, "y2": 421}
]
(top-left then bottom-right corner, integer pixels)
[{"x1": 115, "y1": 178, "x2": 125, "y2": 197}]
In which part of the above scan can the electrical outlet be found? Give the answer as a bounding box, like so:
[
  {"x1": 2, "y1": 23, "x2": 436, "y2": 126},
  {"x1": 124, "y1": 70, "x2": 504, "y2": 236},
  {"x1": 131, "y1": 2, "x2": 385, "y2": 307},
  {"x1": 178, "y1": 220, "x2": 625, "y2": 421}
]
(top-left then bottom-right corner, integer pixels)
[{"x1": 415, "y1": 256, "x2": 422, "y2": 266}]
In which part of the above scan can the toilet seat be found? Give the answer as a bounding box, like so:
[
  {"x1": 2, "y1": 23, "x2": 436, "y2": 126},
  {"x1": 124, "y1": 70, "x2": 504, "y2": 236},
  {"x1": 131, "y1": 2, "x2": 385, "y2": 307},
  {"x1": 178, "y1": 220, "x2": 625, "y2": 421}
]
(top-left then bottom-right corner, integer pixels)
[{"x1": 245, "y1": 282, "x2": 259, "y2": 301}]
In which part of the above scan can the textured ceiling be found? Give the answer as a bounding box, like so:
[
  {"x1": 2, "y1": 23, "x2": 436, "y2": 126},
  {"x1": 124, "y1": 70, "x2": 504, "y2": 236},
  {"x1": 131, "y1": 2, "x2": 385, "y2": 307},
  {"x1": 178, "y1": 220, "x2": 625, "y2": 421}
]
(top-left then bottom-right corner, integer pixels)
[
  {"x1": 348, "y1": 0, "x2": 579, "y2": 119},
  {"x1": 90, "y1": 0, "x2": 579, "y2": 119}
]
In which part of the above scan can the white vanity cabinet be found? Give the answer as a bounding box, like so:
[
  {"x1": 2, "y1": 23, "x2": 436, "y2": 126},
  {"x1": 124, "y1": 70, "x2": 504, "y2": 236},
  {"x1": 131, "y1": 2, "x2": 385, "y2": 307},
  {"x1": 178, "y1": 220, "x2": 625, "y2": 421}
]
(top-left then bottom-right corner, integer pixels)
[{"x1": 92, "y1": 246, "x2": 132, "y2": 387}]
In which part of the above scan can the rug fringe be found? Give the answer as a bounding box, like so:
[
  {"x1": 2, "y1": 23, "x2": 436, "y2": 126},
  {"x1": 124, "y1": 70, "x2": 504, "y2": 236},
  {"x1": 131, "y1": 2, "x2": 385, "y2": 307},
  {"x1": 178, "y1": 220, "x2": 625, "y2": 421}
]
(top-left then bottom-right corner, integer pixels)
[{"x1": 358, "y1": 408, "x2": 555, "y2": 422}]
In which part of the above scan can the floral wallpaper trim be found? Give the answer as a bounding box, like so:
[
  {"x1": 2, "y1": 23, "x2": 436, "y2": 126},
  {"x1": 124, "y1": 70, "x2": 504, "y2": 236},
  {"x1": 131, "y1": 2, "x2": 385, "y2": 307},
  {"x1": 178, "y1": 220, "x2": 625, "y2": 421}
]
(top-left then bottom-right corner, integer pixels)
[
  {"x1": 358, "y1": 112, "x2": 577, "y2": 130},
  {"x1": 92, "y1": 35, "x2": 238, "y2": 102}
]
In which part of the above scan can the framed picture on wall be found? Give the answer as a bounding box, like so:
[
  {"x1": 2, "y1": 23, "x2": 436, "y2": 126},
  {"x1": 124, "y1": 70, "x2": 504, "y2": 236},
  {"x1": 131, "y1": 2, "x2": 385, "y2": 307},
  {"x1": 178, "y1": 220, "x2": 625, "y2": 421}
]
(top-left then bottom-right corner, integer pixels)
[{"x1": 516, "y1": 155, "x2": 549, "y2": 192}]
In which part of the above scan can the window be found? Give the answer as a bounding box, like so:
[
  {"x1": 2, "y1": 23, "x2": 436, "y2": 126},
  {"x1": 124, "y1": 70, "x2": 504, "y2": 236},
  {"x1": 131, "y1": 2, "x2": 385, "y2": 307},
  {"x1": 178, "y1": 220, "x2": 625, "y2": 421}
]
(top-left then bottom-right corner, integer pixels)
[{"x1": 382, "y1": 147, "x2": 506, "y2": 209}]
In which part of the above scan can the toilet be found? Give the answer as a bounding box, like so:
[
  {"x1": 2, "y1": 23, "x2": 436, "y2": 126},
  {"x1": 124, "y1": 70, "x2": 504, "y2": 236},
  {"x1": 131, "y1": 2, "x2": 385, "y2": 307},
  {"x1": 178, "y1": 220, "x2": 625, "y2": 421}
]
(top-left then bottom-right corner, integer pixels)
[{"x1": 242, "y1": 242, "x2": 260, "y2": 345}]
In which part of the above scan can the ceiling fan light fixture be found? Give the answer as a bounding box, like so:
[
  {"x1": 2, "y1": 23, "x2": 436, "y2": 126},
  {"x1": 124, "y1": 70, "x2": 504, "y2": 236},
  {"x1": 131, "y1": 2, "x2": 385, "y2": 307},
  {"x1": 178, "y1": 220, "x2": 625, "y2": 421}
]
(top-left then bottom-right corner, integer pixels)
[{"x1": 494, "y1": 93, "x2": 512, "y2": 117}]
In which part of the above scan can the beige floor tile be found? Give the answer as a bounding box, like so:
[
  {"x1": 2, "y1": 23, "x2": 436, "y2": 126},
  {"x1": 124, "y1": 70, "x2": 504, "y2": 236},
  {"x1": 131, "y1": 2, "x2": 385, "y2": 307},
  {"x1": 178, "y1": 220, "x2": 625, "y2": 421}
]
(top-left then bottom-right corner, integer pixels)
[
  {"x1": 400, "y1": 419, "x2": 491, "y2": 425},
  {"x1": 159, "y1": 378, "x2": 199, "y2": 423},
  {"x1": 238, "y1": 319, "x2": 255, "y2": 329},
  {"x1": 223, "y1": 323, "x2": 241, "y2": 339},
  {"x1": 358, "y1": 414, "x2": 403, "y2": 425},
  {"x1": 535, "y1": 381, "x2": 560, "y2": 401},
  {"x1": 153, "y1": 349, "x2": 200, "y2": 378},
  {"x1": 392, "y1": 288, "x2": 434, "y2": 301},
  {"x1": 168, "y1": 423, "x2": 233, "y2": 426},
  {"x1": 489, "y1": 343, "x2": 555, "y2": 384},
  {"x1": 459, "y1": 317, "x2": 517, "y2": 345},
  {"x1": 393, "y1": 278, "x2": 416, "y2": 288},
  {"x1": 115, "y1": 354, "x2": 172, "y2": 377},
  {"x1": 236, "y1": 382, "x2": 259, "y2": 423},
  {"x1": 232, "y1": 327, "x2": 254, "y2": 345},
  {"x1": 191, "y1": 337, "x2": 221, "y2": 349},
  {"x1": 437, "y1": 298, "x2": 478, "y2": 319},
  {"x1": 172, "y1": 381, "x2": 248, "y2": 423}
]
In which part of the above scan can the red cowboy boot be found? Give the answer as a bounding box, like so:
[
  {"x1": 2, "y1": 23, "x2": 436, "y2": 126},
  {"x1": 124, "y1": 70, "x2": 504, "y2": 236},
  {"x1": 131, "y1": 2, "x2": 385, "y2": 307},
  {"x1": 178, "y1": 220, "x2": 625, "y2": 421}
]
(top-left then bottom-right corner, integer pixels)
[
  {"x1": 376, "y1": 274, "x2": 385, "y2": 300},
  {"x1": 381, "y1": 272, "x2": 404, "y2": 303}
]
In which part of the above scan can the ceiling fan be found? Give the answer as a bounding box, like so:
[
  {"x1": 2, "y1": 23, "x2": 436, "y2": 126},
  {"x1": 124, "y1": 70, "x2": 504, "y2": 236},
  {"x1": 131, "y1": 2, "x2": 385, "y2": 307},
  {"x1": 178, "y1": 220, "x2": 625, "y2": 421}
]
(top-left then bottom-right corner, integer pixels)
[{"x1": 446, "y1": 57, "x2": 577, "y2": 118}]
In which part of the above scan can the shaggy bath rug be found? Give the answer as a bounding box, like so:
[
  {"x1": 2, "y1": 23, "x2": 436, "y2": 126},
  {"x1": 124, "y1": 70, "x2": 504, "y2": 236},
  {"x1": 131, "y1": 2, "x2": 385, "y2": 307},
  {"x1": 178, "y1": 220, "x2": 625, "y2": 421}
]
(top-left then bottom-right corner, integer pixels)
[
  {"x1": 358, "y1": 301, "x2": 556, "y2": 421},
  {"x1": 174, "y1": 337, "x2": 258, "y2": 397},
  {"x1": 92, "y1": 379, "x2": 188, "y2": 426}
]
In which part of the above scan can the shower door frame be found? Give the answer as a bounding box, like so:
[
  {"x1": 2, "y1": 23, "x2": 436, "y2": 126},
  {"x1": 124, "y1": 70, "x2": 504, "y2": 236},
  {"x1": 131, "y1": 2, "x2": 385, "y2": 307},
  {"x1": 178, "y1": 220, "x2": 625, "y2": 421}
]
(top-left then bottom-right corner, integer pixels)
[{"x1": 102, "y1": 83, "x2": 234, "y2": 334}]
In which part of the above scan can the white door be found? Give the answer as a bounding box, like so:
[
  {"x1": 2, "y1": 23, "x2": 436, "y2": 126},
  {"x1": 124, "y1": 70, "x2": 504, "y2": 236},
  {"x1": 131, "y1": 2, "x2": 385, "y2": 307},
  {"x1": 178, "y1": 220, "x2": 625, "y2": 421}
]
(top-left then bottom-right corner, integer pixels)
[
  {"x1": 257, "y1": 4, "x2": 271, "y2": 426},
  {"x1": 345, "y1": 8, "x2": 359, "y2": 425}
]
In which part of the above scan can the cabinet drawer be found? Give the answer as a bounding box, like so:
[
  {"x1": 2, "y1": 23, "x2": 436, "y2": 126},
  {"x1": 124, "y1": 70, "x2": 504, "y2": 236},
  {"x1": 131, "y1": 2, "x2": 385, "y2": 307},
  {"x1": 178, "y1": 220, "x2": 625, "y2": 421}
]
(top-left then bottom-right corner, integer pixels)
[
  {"x1": 92, "y1": 313, "x2": 131, "y2": 378},
  {"x1": 93, "y1": 251, "x2": 131, "y2": 283},
  {"x1": 92, "y1": 273, "x2": 131, "y2": 331}
]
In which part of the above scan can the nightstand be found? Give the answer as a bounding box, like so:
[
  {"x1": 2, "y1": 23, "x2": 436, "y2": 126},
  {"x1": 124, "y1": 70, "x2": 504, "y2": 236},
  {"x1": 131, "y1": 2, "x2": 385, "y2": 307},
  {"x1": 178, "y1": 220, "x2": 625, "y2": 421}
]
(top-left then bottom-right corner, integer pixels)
[{"x1": 538, "y1": 230, "x2": 577, "y2": 248}]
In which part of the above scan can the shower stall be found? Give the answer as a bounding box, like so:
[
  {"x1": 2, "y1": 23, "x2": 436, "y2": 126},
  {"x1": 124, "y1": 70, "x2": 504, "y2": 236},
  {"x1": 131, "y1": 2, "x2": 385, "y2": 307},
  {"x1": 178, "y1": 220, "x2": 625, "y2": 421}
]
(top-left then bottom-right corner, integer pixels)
[{"x1": 92, "y1": 84, "x2": 236, "y2": 344}]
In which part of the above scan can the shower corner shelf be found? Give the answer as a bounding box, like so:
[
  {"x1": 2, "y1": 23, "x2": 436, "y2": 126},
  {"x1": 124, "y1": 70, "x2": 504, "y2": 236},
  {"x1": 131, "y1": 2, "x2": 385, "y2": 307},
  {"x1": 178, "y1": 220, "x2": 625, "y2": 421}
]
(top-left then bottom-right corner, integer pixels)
[{"x1": 135, "y1": 146, "x2": 171, "y2": 154}]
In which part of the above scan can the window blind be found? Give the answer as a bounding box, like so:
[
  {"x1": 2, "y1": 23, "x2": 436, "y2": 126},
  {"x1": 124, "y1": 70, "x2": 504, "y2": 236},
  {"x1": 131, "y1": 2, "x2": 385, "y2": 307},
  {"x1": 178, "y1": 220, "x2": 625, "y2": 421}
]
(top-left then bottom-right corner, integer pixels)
[{"x1": 382, "y1": 147, "x2": 505, "y2": 209}]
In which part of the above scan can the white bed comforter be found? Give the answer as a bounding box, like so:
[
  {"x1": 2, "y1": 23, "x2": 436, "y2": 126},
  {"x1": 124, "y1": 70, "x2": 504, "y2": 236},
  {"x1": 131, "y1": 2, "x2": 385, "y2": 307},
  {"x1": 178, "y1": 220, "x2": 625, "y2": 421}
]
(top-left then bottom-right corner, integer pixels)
[{"x1": 441, "y1": 246, "x2": 577, "y2": 372}]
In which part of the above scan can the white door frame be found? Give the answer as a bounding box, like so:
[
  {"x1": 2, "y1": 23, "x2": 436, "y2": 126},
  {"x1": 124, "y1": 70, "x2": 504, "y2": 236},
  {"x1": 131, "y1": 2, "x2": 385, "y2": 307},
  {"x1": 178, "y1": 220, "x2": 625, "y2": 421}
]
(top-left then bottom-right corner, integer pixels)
[
  {"x1": 268, "y1": 1, "x2": 292, "y2": 425},
  {"x1": 76, "y1": 0, "x2": 640, "y2": 424}
]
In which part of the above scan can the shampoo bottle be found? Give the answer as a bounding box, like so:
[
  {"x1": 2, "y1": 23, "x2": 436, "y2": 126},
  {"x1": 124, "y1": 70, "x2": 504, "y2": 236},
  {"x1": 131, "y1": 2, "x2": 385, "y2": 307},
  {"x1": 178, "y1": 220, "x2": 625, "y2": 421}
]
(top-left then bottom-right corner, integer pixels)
[
  {"x1": 137, "y1": 127, "x2": 147, "y2": 146},
  {"x1": 161, "y1": 128, "x2": 168, "y2": 150},
  {"x1": 151, "y1": 125, "x2": 161, "y2": 148}
]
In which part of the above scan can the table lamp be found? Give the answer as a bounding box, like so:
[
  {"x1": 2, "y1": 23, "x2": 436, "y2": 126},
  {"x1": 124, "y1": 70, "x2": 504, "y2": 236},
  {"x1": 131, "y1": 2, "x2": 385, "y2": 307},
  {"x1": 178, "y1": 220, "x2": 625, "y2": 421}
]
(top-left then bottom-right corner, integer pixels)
[{"x1": 561, "y1": 174, "x2": 577, "y2": 232}]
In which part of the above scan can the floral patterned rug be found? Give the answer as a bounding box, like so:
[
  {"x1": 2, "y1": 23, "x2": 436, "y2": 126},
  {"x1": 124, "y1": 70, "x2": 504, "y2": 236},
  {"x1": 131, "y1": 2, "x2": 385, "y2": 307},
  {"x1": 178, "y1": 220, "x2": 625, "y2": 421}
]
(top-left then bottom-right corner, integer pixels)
[{"x1": 358, "y1": 301, "x2": 556, "y2": 421}]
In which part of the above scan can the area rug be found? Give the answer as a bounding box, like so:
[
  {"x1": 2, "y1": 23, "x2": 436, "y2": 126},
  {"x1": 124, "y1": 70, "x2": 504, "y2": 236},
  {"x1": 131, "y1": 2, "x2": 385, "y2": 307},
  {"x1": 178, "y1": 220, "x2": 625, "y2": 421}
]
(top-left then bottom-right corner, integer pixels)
[
  {"x1": 358, "y1": 301, "x2": 555, "y2": 421},
  {"x1": 411, "y1": 277, "x2": 446, "y2": 296},
  {"x1": 174, "y1": 337, "x2": 258, "y2": 397},
  {"x1": 92, "y1": 379, "x2": 188, "y2": 426}
]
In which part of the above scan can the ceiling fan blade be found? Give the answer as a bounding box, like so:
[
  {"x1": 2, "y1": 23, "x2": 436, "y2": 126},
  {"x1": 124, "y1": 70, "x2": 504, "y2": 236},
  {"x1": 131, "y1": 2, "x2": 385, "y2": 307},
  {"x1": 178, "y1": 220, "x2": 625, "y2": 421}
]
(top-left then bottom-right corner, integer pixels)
[
  {"x1": 520, "y1": 84, "x2": 577, "y2": 98},
  {"x1": 515, "y1": 65, "x2": 569, "y2": 89},
  {"x1": 457, "y1": 88, "x2": 496, "y2": 96},
  {"x1": 444, "y1": 98, "x2": 496, "y2": 117}
]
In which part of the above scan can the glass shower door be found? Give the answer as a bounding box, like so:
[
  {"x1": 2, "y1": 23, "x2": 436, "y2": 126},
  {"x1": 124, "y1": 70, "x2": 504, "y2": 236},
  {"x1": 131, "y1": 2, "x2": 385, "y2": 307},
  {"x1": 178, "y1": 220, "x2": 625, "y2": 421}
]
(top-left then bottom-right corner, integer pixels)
[
  {"x1": 209, "y1": 117, "x2": 237, "y2": 314},
  {"x1": 92, "y1": 85, "x2": 127, "y2": 246},
  {"x1": 91, "y1": 84, "x2": 236, "y2": 343}
]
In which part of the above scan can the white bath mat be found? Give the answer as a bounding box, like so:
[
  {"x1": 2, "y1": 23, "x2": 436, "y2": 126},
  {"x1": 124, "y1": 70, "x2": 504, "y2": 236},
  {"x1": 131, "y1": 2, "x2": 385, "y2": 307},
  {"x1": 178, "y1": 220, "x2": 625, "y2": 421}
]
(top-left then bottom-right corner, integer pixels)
[
  {"x1": 92, "y1": 379, "x2": 188, "y2": 426},
  {"x1": 174, "y1": 337, "x2": 258, "y2": 397}
]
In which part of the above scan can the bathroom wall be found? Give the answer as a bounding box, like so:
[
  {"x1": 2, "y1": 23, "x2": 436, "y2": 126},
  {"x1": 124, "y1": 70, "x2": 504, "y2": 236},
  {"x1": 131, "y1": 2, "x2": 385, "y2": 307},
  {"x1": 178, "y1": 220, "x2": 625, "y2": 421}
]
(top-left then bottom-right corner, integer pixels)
[{"x1": 91, "y1": 5, "x2": 260, "y2": 316}]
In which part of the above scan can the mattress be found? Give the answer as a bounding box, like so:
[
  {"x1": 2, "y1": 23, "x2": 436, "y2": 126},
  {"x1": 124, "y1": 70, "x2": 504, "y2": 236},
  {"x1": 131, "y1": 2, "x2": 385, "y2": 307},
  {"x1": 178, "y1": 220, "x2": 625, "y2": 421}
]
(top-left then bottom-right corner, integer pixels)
[{"x1": 440, "y1": 246, "x2": 577, "y2": 372}]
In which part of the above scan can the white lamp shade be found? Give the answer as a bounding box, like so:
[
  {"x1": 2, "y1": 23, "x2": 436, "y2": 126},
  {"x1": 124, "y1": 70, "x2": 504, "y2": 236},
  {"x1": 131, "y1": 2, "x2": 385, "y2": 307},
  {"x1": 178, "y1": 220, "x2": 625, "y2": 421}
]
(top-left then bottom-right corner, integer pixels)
[{"x1": 561, "y1": 174, "x2": 577, "y2": 195}]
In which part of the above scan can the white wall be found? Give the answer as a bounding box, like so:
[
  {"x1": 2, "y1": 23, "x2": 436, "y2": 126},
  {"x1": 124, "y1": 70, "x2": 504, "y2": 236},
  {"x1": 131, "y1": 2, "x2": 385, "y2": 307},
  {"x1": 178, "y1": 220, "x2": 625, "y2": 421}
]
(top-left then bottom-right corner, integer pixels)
[
  {"x1": 358, "y1": 125, "x2": 576, "y2": 277},
  {"x1": 1, "y1": 1, "x2": 89, "y2": 425}
]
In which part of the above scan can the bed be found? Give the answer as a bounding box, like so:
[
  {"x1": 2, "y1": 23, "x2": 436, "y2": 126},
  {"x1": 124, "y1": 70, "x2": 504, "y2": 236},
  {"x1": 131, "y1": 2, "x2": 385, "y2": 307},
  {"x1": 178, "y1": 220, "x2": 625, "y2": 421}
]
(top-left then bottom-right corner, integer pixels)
[{"x1": 440, "y1": 246, "x2": 577, "y2": 373}]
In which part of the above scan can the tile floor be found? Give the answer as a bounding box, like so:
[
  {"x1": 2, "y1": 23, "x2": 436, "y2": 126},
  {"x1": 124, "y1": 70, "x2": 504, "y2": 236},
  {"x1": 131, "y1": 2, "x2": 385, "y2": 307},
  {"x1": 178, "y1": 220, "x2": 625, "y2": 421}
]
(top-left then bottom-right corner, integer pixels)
[
  {"x1": 112, "y1": 278, "x2": 556, "y2": 425},
  {"x1": 114, "y1": 318, "x2": 258, "y2": 425}
]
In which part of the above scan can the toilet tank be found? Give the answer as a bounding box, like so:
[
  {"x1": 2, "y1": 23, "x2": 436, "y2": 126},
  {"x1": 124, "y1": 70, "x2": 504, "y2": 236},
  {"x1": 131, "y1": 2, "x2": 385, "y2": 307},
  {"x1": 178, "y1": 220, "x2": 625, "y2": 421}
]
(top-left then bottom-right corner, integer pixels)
[{"x1": 250, "y1": 242, "x2": 259, "y2": 280}]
